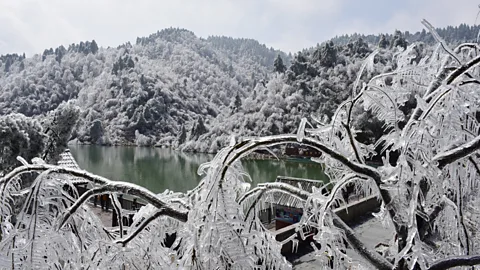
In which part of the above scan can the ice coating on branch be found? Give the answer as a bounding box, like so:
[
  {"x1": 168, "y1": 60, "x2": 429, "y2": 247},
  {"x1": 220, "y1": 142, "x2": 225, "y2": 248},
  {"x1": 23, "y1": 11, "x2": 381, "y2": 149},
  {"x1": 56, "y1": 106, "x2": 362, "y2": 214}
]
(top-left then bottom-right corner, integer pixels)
[
  {"x1": 297, "y1": 117, "x2": 308, "y2": 142},
  {"x1": 229, "y1": 135, "x2": 236, "y2": 147}
]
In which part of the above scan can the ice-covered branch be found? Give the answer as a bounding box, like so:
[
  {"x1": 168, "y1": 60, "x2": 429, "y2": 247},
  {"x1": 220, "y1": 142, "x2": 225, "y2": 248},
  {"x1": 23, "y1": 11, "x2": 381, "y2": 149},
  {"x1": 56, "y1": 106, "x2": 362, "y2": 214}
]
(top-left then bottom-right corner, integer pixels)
[
  {"x1": 56, "y1": 186, "x2": 107, "y2": 230},
  {"x1": 111, "y1": 194, "x2": 124, "y2": 238},
  {"x1": 446, "y1": 54, "x2": 480, "y2": 85},
  {"x1": 257, "y1": 182, "x2": 311, "y2": 200},
  {"x1": 468, "y1": 156, "x2": 480, "y2": 176},
  {"x1": 433, "y1": 135, "x2": 480, "y2": 169},
  {"x1": 454, "y1": 43, "x2": 480, "y2": 53},
  {"x1": 223, "y1": 135, "x2": 397, "y2": 233},
  {"x1": 243, "y1": 188, "x2": 265, "y2": 221},
  {"x1": 224, "y1": 135, "x2": 382, "y2": 184},
  {"x1": 418, "y1": 199, "x2": 447, "y2": 240},
  {"x1": 115, "y1": 208, "x2": 171, "y2": 246},
  {"x1": 239, "y1": 181, "x2": 393, "y2": 269},
  {"x1": 237, "y1": 186, "x2": 265, "y2": 205},
  {"x1": 61, "y1": 182, "x2": 187, "y2": 230},
  {"x1": 342, "y1": 121, "x2": 364, "y2": 164},
  {"x1": 239, "y1": 182, "x2": 311, "y2": 221},
  {"x1": 0, "y1": 164, "x2": 109, "y2": 187},
  {"x1": 422, "y1": 20, "x2": 462, "y2": 65},
  {"x1": 1, "y1": 164, "x2": 189, "y2": 224},
  {"x1": 428, "y1": 254, "x2": 480, "y2": 270},
  {"x1": 332, "y1": 214, "x2": 393, "y2": 270},
  {"x1": 401, "y1": 57, "x2": 450, "y2": 138}
]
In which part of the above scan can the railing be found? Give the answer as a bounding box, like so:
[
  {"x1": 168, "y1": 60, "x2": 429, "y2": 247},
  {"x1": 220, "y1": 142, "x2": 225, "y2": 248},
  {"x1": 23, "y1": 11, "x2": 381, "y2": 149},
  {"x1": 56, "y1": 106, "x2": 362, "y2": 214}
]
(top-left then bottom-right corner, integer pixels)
[
  {"x1": 76, "y1": 180, "x2": 381, "y2": 254},
  {"x1": 272, "y1": 195, "x2": 381, "y2": 255},
  {"x1": 77, "y1": 185, "x2": 145, "y2": 226}
]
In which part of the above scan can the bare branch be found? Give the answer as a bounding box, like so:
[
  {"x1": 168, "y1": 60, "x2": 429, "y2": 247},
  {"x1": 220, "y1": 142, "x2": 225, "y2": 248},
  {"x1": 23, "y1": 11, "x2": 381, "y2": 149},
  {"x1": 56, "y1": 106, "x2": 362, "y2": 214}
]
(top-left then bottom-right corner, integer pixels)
[
  {"x1": 428, "y1": 254, "x2": 480, "y2": 270},
  {"x1": 459, "y1": 79, "x2": 480, "y2": 86}
]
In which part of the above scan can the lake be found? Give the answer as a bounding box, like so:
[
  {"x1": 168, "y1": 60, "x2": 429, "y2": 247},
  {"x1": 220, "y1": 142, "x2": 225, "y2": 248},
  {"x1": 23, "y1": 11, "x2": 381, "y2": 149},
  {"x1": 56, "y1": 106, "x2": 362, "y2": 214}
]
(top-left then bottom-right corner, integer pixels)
[{"x1": 69, "y1": 145, "x2": 328, "y2": 194}]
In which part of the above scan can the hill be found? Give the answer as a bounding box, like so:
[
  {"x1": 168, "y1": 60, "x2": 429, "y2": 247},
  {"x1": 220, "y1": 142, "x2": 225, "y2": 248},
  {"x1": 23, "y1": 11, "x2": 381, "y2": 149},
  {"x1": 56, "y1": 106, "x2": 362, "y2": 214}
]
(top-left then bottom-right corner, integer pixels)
[
  {"x1": 0, "y1": 24, "x2": 476, "y2": 152},
  {"x1": 0, "y1": 28, "x2": 288, "y2": 152}
]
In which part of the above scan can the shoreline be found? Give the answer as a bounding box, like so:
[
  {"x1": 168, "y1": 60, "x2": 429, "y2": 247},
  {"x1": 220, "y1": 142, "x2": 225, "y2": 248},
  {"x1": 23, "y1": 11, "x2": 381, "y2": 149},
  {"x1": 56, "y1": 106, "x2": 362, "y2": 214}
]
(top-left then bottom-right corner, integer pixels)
[{"x1": 68, "y1": 141, "x2": 321, "y2": 161}]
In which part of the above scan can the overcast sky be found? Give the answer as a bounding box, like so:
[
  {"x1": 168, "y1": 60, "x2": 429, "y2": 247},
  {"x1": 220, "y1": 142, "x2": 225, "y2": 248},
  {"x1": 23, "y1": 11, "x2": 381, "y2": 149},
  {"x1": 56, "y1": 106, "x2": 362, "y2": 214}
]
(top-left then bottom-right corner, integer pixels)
[{"x1": 0, "y1": 0, "x2": 478, "y2": 56}]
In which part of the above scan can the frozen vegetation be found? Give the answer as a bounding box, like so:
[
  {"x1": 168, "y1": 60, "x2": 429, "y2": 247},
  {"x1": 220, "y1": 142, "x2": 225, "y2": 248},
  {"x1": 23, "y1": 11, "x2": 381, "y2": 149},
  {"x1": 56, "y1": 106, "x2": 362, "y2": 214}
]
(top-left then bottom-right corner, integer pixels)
[
  {"x1": 0, "y1": 20, "x2": 480, "y2": 269},
  {"x1": 1, "y1": 25, "x2": 479, "y2": 153}
]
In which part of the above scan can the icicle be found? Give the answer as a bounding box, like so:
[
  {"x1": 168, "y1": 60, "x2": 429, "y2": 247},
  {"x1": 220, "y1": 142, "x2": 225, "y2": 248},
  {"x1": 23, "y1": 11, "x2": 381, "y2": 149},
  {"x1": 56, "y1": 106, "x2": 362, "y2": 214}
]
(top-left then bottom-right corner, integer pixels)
[
  {"x1": 16, "y1": 156, "x2": 28, "y2": 166},
  {"x1": 292, "y1": 239, "x2": 299, "y2": 253},
  {"x1": 297, "y1": 118, "x2": 307, "y2": 142},
  {"x1": 197, "y1": 162, "x2": 211, "y2": 176},
  {"x1": 279, "y1": 233, "x2": 297, "y2": 246},
  {"x1": 229, "y1": 135, "x2": 236, "y2": 147}
]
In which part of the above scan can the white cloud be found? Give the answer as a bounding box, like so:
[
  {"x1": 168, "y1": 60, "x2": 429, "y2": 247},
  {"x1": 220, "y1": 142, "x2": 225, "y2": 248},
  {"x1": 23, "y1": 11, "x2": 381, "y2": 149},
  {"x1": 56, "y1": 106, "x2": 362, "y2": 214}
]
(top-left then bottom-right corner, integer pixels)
[
  {"x1": 266, "y1": 0, "x2": 343, "y2": 15},
  {"x1": 0, "y1": 0, "x2": 85, "y2": 54},
  {"x1": 268, "y1": 32, "x2": 316, "y2": 54},
  {"x1": 331, "y1": 0, "x2": 479, "y2": 39}
]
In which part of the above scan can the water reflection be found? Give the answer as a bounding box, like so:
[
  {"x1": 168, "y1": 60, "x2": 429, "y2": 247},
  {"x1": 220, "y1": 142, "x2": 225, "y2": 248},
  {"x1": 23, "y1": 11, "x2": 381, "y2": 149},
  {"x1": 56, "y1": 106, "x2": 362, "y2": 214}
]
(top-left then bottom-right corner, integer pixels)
[{"x1": 69, "y1": 145, "x2": 327, "y2": 194}]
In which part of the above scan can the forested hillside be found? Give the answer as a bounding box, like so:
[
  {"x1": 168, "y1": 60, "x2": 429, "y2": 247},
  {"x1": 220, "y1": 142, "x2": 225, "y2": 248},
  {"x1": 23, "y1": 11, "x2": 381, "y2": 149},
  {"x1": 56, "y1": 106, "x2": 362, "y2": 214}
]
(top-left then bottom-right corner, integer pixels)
[
  {"x1": 329, "y1": 23, "x2": 480, "y2": 46},
  {"x1": 0, "y1": 25, "x2": 475, "y2": 152}
]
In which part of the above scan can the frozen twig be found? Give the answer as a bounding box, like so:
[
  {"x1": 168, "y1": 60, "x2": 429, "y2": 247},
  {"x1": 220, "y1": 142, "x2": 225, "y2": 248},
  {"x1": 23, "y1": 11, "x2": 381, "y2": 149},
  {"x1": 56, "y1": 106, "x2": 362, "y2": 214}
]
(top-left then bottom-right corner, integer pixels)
[
  {"x1": 428, "y1": 254, "x2": 480, "y2": 270},
  {"x1": 433, "y1": 135, "x2": 480, "y2": 169},
  {"x1": 0, "y1": 164, "x2": 189, "y2": 226},
  {"x1": 115, "y1": 208, "x2": 170, "y2": 246},
  {"x1": 222, "y1": 135, "x2": 398, "y2": 235},
  {"x1": 238, "y1": 180, "x2": 393, "y2": 269}
]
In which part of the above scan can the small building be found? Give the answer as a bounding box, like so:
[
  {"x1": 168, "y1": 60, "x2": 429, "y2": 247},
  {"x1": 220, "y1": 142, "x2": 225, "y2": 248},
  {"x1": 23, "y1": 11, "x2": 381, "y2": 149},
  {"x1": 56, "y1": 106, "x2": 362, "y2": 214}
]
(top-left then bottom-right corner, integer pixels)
[
  {"x1": 284, "y1": 144, "x2": 322, "y2": 158},
  {"x1": 58, "y1": 149, "x2": 145, "y2": 227},
  {"x1": 58, "y1": 149, "x2": 81, "y2": 170},
  {"x1": 57, "y1": 149, "x2": 89, "y2": 193}
]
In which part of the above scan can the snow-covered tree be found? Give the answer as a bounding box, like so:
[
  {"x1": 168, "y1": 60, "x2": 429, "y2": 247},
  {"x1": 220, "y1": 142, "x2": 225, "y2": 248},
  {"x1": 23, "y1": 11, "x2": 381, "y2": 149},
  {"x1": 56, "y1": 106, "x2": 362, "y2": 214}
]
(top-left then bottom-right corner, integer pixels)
[
  {"x1": 273, "y1": 54, "x2": 286, "y2": 73},
  {"x1": 1, "y1": 21, "x2": 480, "y2": 269},
  {"x1": 0, "y1": 114, "x2": 45, "y2": 174},
  {"x1": 42, "y1": 101, "x2": 80, "y2": 163}
]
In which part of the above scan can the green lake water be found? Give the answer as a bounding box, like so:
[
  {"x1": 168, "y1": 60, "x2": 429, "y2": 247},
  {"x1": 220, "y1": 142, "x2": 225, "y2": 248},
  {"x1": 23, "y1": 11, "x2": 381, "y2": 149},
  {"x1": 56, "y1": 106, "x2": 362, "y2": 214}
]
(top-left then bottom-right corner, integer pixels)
[{"x1": 69, "y1": 145, "x2": 328, "y2": 194}]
